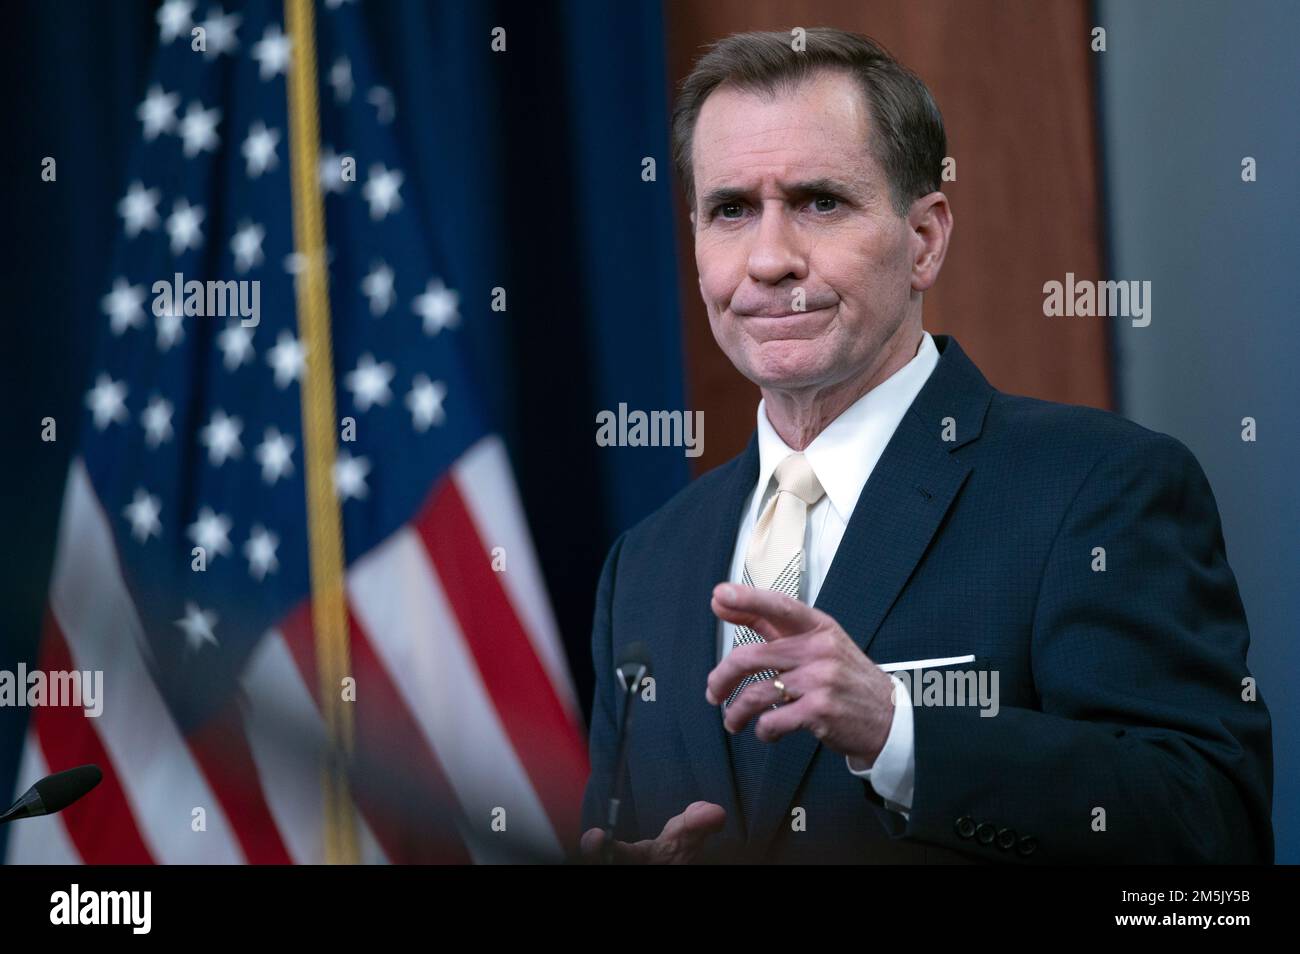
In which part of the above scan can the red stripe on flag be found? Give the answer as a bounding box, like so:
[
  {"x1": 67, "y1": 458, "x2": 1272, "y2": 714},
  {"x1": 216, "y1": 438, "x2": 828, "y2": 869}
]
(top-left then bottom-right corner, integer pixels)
[
  {"x1": 344, "y1": 607, "x2": 471, "y2": 862},
  {"x1": 413, "y1": 476, "x2": 589, "y2": 845},
  {"x1": 279, "y1": 602, "x2": 471, "y2": 862},
  {"x1": 31, "y1": 609, "x2": 155, "y2": 864},
  {"x1": 278, "y1": 602, "x2": 319, "y2": 698},
  {"x1": 187, "y1": 701, "x2": 293, "y2": 864}
]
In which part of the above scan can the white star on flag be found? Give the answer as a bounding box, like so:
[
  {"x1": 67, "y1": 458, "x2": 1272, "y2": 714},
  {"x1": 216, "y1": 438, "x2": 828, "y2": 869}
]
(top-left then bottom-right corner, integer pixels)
[
  {"x1": 329, "y1": 56, "x2": 353, "y2": 104},
  {"x1": 137, "y1": 84, "x2": 180, "y2": 140},
  {"x1": 197, "y1": 7, "x2": 240, "y2": 59},
  {"x1": 406, "y1": 375, "x2": 447, "y2": 431},
  {"x1": 362, "y1": 164, "x2": 403, "y2": 220},
  {"x1": 367, "y1": 86, "x2": 395, "y2": 124},
  {"x1": 199, "y1": 409, "x2": 243, "y2": 466},
  {"x1": 251, "y1": 24, "x2": 292, "y2": 80},
  {"x1": 86, "y1": 374, "x2": 129, "y2": 430},
  {"x1": 175, "y1": 601, "x2": 219, "y2": 651},
  {"x1": 243, "y1": 525, "x2": 280, "y2": 581},
  {"x1": 333, "y1": 451, "x2": 371, "y2": 501},
  {"x1": 413, "y1": 278, "x2": 460, "y2": 335},
  {"x1": 241, "y1": 121, "x2": 280, "y2": 178},
  {"x1": 101, "y1": 278, "x2": 146, "y2": 336},
  {"x1": 123, "y1": 489, "x2": 163, "y2": 543},
  {"x1": 361, "y1": 261, "x2": 395, "y2": 316},
  {"x1": 178, "y1": 101, "x2": 221, "y2": 158},
  {"x1": 266, "y1": 330, "x2": 306, "y2": 388},
  {"x1": 283, "y1": 247, "x2": 334, "y2": 279},
  {"x1": 255, "y1": 427, "x2": 295, "y2": 484},
  {"x1": 217, "y1": 323, "x2": 256, "y2": 371},
  {"x1": 318, "y1": 146, "x2": 350, "y2": 194},
  {"x1": 155, "y1": 301, "x2": 185, "y2": 351},
  {"x1": 166, "y1": 198, "x2": 205, "y2": 255},
  {"x1": 141, "y1": 395, "x2": 175, "y2": 448},
  {"x1": 345, "y1": 353, "x2": 395, "y2": 411},
  {"x1": 187, "y1": 507, "x2": 233, "y2": 558},
  {"x1": 156, "y1": 0, "x2": 195, "y2": 43},
  {"x1": 118, "y1": 182, "x2": 161, "y2": 237},
  {"x1": 231, "y1": 220, "x2": 265, "y2": 273}
]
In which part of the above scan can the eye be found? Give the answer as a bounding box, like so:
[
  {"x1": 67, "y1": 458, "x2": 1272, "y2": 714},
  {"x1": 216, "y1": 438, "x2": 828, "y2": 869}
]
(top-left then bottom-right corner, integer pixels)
[
  {"x1": 715, "y1": 202, "x2": 745, "y2": 220},
  {"x1": 810, "y1": 195, "x2": 839, "y2": 213}
]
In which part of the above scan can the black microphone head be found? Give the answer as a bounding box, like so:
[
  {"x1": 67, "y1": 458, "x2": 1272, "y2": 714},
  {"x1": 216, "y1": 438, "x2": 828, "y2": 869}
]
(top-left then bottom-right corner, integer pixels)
[
  {"x1": 32, "y1": 764, "x2": 102, "y2": 815},
  {"x1": 615, "y1": 642, "x2": 652, "y2": 691}
]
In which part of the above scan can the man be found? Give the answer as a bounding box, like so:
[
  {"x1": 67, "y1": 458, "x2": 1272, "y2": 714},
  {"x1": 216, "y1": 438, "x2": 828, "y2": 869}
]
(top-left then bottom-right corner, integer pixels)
[{"x1": 578, "y1": 29, "x2": 1272, "y2": 863}]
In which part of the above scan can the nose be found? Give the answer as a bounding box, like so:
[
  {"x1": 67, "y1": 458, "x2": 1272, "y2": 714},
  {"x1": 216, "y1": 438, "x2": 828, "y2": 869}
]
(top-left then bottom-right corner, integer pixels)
[{"x1": 746, "y1": 201, "x2": 807, "y2": 286}]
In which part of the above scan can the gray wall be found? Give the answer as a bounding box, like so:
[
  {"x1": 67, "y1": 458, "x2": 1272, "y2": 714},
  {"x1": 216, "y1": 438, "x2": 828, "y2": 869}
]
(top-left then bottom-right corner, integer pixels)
[{"x1": 1097, "y1": 0, "x2": 1299, "y2": 862}]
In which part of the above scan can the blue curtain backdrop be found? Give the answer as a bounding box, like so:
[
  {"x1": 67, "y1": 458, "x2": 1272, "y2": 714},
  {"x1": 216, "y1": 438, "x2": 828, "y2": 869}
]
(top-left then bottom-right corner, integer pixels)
[{"x1": 0, "y1": 0, "x2": 690, "y2": 857}]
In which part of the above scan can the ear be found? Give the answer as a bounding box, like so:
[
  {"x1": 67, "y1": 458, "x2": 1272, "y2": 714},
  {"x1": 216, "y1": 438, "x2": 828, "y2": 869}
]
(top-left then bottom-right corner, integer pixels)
[
  {"x1": 907, "y1": 192, "x2": 953, "y2": 292},
  {"x1": 689, "y1": 209, "x2": 697, "y2": 231}
]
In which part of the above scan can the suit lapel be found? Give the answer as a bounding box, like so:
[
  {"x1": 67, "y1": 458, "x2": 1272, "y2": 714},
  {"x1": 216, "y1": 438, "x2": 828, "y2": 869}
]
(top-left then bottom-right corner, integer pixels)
[
  {"x1": 668, "y1": 433, "x2": 758, "y2": 840},
  {"x1": 747, "y1": 335, "x2": 994, "y2": 853}
]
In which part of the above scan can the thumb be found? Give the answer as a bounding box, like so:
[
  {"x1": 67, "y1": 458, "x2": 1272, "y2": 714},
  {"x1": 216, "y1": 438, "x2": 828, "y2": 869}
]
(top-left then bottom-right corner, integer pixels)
[
  {"x1": 657, "y1": 801, "x2": 726, "y2": 861},
  {"x1": 681, "y1": 805, "x2": 733, "y2": 831},
  {"x1": 579, "y1": 827, "x2": 606, "y2": 859},
  {"x1": 678, "y1": 801, "x2": 727, "y2": 838}
]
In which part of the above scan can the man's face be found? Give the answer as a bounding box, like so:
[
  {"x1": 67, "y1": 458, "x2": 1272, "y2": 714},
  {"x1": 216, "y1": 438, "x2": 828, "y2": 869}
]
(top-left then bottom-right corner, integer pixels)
[{"x1": 691, "y1": 70, "x2": 918, "y2": 393}]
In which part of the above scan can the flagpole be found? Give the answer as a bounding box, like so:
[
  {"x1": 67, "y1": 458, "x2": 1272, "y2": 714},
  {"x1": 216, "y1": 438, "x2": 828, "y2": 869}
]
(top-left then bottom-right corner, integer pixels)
[{"x1": 283, "y1": 0, "x2": 359, "y2": 866}]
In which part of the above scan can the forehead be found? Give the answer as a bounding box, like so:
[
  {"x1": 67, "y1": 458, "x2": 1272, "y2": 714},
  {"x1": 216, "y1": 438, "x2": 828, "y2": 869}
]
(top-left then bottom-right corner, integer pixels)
[{"x1": 692, "y1": 69, "x2": 876, "y2": 190}]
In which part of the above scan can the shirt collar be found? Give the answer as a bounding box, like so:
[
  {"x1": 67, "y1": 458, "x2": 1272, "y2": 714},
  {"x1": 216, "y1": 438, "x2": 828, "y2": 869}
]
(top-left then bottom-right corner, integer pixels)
[{"x1": 752, "y1": 330, "x2": 940, "y2": 523}]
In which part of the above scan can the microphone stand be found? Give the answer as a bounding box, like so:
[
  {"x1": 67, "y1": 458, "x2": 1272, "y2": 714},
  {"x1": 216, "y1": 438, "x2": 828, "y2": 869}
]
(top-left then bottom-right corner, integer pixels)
[{"x1": 602, "y1": 661, "x2": 646, "y2": 864}]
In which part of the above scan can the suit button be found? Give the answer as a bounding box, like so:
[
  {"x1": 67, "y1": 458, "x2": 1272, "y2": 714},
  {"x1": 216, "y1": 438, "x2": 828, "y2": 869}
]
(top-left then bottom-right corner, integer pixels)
[
  {"x1": 1017, "y1": 835, "x2": 1037, "y2": 856},
  {"x1": 996, "y1": 827, "x2": 1017, "y2": 850},
  {"x1": 975, "y1": 823, "x2": 996, "y2": 845},
  {"x1": 955, "y1": 816, "x2": 976, "y2": 839}
]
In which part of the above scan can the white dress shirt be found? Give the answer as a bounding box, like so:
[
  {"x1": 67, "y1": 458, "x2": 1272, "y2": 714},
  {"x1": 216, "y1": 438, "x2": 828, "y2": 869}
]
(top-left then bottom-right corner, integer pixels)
[{"x1": 717, "y1": 330, "x2": 939, "y2": 817}]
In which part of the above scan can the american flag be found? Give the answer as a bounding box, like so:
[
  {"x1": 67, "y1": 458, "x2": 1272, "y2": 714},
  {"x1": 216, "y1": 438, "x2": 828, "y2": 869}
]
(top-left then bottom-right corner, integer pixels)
[{"x1": 6, "y1": 0, "x2": 587, "y2": 864}]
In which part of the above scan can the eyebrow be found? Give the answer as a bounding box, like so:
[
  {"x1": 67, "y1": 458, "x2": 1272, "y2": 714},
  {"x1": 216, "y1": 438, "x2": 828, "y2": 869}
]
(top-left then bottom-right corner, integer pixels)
[{"x1": 699, "y1": 177, "x2": 869, "y2": 210}]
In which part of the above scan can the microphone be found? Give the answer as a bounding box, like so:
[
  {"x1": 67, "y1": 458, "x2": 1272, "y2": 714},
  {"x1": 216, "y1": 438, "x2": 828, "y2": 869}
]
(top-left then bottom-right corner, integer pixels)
[
  {"x1": 0, "y1": 765, "x2": 102, "y2": 824},
  {"x1": 602, "y1": 642, "x2": 651, "y2": 864}
]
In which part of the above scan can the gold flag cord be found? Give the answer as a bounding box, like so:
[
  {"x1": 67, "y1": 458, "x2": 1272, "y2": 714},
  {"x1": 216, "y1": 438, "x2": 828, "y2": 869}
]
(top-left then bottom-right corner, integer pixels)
[{"x1": 283, "y1": 0, "x2": 359, "y2": 865}]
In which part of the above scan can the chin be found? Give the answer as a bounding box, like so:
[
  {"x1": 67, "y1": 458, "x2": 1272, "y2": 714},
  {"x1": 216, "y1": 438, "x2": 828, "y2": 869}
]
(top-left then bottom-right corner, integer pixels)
[{"x1": 741, "y1": 341, "x2": 836, "y2": 391}]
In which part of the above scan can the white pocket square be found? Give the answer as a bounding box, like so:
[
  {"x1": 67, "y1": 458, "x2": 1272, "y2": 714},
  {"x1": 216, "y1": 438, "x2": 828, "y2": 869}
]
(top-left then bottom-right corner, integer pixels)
[{"x1": 878, "y1": 654, "x2": 975, "y2": 672}]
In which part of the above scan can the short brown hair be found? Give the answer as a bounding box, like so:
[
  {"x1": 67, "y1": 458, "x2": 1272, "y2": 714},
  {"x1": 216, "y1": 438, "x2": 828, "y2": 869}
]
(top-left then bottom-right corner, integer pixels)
[{"x1": 671, "y1": 28, "x2": 946, "y2": 216}]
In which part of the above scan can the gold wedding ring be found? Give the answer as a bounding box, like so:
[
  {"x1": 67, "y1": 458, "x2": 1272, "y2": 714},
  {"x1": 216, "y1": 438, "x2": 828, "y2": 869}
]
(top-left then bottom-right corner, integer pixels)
[{"x1": 773, "y1": 677, "x2": 793, "y2": 704}]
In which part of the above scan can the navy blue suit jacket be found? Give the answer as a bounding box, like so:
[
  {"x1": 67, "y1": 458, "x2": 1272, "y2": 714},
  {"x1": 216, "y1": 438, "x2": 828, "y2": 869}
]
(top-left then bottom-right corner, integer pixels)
[{"x1": 580, "y1": 335, "x2": 1273, "y2": 863}]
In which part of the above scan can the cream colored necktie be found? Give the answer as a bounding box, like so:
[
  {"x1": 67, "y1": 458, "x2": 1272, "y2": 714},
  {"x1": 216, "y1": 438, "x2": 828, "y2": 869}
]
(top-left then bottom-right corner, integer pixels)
[{"x1": 726, "y1": 452, "x2": 826, "y2": 707}]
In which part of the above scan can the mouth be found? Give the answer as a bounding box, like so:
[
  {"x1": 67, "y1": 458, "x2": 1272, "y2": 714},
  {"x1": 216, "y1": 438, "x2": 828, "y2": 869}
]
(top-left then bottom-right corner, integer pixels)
[{"x1": 736, "y1": 305, "x2": 835, "y2": 339}]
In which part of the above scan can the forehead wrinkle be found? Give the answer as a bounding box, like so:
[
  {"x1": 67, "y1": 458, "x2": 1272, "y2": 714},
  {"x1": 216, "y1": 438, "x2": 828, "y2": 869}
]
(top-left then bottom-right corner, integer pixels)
[
  {"x1": 699, "y1": 173, "x2": 870, "y2": 209},
  {"x1": 696, "y1": 123, "x2": 872, "y2": 185},
  {"x1": 695, "y1": 111, "x2": 875, "y2": 192},
  {"x1": 698, "y1": 146, "x2": 877, "y2": 201},
  {"x1": 699, "y1": 106, "x2": 864, "y2": 157}
]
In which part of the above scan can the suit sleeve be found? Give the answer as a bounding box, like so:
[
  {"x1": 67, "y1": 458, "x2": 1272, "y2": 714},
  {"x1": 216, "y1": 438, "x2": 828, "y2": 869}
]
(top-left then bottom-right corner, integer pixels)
[
  {"x1": 869, "y1": 433, "x2": 1274, "y2": 862},
  {"x1": 578, "y1": 530, "x2": 641, "y2": 845}
]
